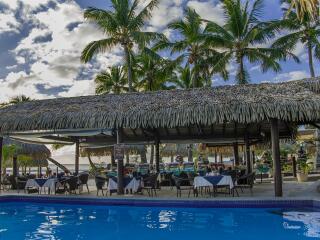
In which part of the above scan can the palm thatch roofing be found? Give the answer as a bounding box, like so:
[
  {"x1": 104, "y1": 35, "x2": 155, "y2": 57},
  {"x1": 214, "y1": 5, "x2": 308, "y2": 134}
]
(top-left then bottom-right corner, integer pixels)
[
  {"x1": 4, "y1": 138, "x2": 51, "y2": 159},
  {"x1": 1, "y1": 78, "x2": 320, "y2": 145},
  {"x1": 161, "y1": 144, "x2": 190, "y2": 157},
  {"x1": 80, "y1": 144, "x2": 146, "y2": 157},
  {"x1": 3, "y1": 138, "x2": 50, "y2": 167}
]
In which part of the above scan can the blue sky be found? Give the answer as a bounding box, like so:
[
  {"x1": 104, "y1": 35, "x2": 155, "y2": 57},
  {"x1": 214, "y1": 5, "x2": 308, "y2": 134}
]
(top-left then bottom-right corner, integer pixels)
[{"x1": 0, "y1": 0, "x2": 317, "y2": 102}]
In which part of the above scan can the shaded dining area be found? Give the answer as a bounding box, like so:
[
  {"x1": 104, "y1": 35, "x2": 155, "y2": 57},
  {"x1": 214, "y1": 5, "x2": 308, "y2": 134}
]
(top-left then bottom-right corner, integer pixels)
[{"x1": 1, "y1": 78, "x2": 320, "y2": 198}]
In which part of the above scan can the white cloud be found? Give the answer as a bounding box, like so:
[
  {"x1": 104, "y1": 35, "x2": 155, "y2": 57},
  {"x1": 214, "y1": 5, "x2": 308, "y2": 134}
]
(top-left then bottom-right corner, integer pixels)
[
  {"x1": 0, "y1": 0, "x2": 123, "y2": 101},
  {"x1": 187, "y1": 0, "x2": 225, "y2": 25},
  {"x1": 0, "y1": 10, "x2": 20, "y2": 34},
  {"x1": 273, "y1": 70, "x2": 309, "y2": 82}
]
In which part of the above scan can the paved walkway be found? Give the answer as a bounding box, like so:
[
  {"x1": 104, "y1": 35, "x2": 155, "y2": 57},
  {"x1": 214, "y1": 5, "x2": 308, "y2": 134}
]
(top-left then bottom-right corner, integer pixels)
[{"x1": 2, "y1": 179, "x2": 320, "y2": 200}]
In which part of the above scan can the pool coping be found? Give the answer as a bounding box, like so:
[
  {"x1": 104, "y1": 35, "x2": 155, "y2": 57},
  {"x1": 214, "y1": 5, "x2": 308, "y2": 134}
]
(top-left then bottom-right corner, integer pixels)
[{"x1": 0, "y1": 195, "x2": 319, "y2": 209}]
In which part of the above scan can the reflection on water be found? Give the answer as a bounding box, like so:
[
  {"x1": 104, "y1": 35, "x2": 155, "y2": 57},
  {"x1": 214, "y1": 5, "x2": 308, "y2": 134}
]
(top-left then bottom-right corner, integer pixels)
[
  {"x1": 283, "y1": 211, "x2": 320, "y2": 238},
  {"x1": 0, "y1": 202, "x2": 318, "y2": 240}
]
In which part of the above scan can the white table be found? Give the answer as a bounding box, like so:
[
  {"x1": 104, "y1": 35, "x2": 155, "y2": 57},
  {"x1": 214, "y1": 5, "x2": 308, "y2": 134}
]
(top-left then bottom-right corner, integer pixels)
[
  {"x1": 108, "y1": 177, "x2": 141, "y2": 193},
  {"x1": 194, "y1": 175, "x2": 234, "y2": 189},
  {"x1": 25, "y1": 178, "x2": 60, "y2": 194}
]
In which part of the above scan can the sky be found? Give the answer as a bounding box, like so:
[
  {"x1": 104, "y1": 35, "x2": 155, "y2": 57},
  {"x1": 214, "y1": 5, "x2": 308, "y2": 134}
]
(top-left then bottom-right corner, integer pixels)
[{"x1": 0, "y1": 0, "x2": 318, "y2": 164}]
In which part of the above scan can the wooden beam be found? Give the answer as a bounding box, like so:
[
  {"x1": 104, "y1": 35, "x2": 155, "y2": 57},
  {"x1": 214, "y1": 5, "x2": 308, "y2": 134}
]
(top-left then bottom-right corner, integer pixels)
[
  {"x1": 175, "y1": 127, "x2": 181, "y2": 136},
  {"x1": 271, "y1": 119, "x2": 283, "y2": 197},
  {"x1": 155, "y1": 138, "x2": 160, "y2": 173},
  {"x1": 233, "y1": 142, "x2": 239, "y2": 166},
  {"x1": 130, "y1": 128, "x2": 137, "y2": 137},
  {"x1": 75, "y1": 140, "x2": 80, "y2": 175},
  {"x1": 117, "y1": 128, "x2": 124, "y2": 195},
  {"x1": 244, "y1": 132, "x2": 251, "y2": 173},
  {"x1": 13, "y1": 154, "x2": 18, "y2": 177}
]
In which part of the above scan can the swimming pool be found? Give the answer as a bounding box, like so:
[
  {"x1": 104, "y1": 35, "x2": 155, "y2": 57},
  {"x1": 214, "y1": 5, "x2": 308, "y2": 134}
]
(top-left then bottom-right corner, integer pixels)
[{"x1": 0, "y1": 197, "x2": 319, "y2": 240}]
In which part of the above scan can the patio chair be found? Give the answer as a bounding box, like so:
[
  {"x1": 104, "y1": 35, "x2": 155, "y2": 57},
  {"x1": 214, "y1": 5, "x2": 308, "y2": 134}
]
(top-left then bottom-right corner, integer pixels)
[
  {"x1": 78, "y1": 173, "x2": 90, "y2": 193},
  {"x1": 16, "y1": 176, "x2": 28, "y2": 193},
  {"x1": 1, "y1": 175, "x2": 11, "y2": 191},
  {"x1": 95, "y1": 176, "x2": 107, "y2": 196},
  {"x1": 235, "y1": 173, "x2": 255, "y2": 195},
  {"x1": 141, "y1": 174, "x2": 158, "y2": 197},
  {"x1": 172, "y1": 176, "x2": 194, "y2": 198},
  {"x1": 65, "y1": 176, "x2": 79, "y2": 194}
]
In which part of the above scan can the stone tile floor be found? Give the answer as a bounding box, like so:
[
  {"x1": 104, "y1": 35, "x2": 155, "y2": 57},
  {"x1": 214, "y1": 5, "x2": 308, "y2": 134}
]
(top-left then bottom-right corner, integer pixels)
[{"x1": 2, "y1": 179, "x2": 320, "y2": 200}]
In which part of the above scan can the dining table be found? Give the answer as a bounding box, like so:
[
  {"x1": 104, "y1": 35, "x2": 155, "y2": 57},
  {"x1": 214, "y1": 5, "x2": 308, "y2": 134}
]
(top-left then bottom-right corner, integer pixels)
[
  {"x1": 108, "y1": 176, "x2": 141, "y2": 194},
  {"x1": 25, "y1": 178, "x2": 61, "y2": 194}
]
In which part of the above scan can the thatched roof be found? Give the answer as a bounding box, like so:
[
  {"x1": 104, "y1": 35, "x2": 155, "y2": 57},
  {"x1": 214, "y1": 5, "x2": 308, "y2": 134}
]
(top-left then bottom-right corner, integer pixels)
[
  {"x1": 4, "y1": 138, "x2": 51, "y2": 160},
  {"x1": 1, "y1": 78, "x2": 320, "y2": 133},
  {"x1": 161, "y1": 144, "x2": 190, "y2": 157},
  {"x1": 80, "y1": 144, "x2": 146, "y2": 157}
]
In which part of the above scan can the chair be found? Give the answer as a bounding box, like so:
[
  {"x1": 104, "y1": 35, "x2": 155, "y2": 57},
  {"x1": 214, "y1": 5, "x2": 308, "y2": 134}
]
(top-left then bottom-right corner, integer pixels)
[
  {"x1": 78, "y1": 173, "x2": 90, "y2": 193},
  {"x1": 141, "y1": 174, "x2": 158, "y2": 197},
  {"x1": 7, "y1": 175, "x2": 17, "y2": 189},
  {"x1": 65, "y1": 177, "x2": 79, "y2": 194},
  {"x1": 95, "y1": 176, "x2": 107, "y2": 196},
  {"x1": 235, "y1": 173, "x2": 255, "y2": 195},
  {"x1": 1, "y1": 175, "x2": 11, "y2": 191},
  {"x1": 16, "y1": 176, "x2": 27, "y2": 193},
  {"x1": 172, "y1": 176, "x2": 194, "y2": 198}
]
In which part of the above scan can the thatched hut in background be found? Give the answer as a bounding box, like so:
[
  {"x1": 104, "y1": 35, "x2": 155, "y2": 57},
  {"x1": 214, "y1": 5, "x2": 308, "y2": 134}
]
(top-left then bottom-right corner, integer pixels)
[
  {"x1": 161, "y1": 144, "x2": 190, "y2": 162},
  {"x1": 3, "y1": 138, "x2": 50, "y2": 174},
  {"x1": 81, "y1": 144, "x2": 147, "y2": 166}
]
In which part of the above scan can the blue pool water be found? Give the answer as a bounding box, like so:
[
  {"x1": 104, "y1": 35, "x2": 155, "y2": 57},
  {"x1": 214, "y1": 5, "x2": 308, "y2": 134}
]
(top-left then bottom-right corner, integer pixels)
[{"x1": 0, "y1": 202, "x2": 319, "y2": 240}]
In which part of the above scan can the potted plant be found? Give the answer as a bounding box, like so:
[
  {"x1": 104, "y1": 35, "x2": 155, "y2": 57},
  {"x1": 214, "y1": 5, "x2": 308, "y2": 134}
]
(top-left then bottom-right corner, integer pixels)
[{"x1": 297, "y1": 159, "x2": 313, "y2": 182}]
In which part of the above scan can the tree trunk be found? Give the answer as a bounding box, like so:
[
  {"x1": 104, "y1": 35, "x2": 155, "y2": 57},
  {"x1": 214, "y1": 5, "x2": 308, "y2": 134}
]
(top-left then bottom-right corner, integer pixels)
[
  {"x1": 237, "y1": 55, "x2": 246, "y2": 84},
  {"x1": 307, "y1": 40, "x2": 315, "y2": 77},
  {"x1": 124, "y1": 45, "x2": 133, "y2": 92}
]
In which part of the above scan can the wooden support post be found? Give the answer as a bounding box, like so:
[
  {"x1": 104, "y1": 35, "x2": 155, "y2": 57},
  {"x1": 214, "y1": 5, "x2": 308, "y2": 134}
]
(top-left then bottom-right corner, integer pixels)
[
  {"x1": 188, "y1": 144, "x2": 193, "y2": 162},
  {"x1": 150, "y1": 145, "x2": 154, "y2": 165},
  {"x1": 220, "y1": 153, "x2": 223, "y2": 164},
  {"x1": 117, "y1": 128, "x2": 124, "y2": 195},
  {"x1": 214, "y1": 151, "x2": 217, "y2": 164},
  {"x1": 252, "y1": 151, "x2": 255, "y2": 165},
  {"x1": 0, "y1": 137, "x2": 3, "y2": 186},
  {"x1": 271, "y1": 119, "x2": 283, "y2": 197},
  {"x1": 155, "y1": 139, "x2": 160, "y2": 173},
  {"x1": 292, "y1": 155, "x2": 297, "y2": 178},
  {"x1": 75, "y1": 140, "x2": 80, "y2": 175},
  {"x1": 245, "y1": 133, "x2": 251, "y2": 173},
  {"x1": 13, "y1": 155, "x2": 18, "y2": 177},
  {"x1": 111, "y1": 150, "x2": 115, "y2": 168},
  {"x1": 233, "y1": 142, "x2": 239, "y2": 166}
]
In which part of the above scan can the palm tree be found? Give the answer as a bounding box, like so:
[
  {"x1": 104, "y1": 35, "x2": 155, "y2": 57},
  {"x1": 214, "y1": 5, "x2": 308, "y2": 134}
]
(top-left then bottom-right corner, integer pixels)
[
  {"x1": 273, "y1": 6, "x2": 320, "y2": 77},
  {"x1": 285, "y1": 0, "x2": 319, "y2": 22},
  {"x1": 205, "y1": 0, "x2": 298, "y2": 84},
  {"x1": 174, "y1": 66, "x2": 193, "y2": 89},
  {"x1": 9, "y1": 95, "x2": 31, "y2": 104},
  {"x1": 155, "y1": 7, "x2": 224, "y2": 88},
  {"x1": 81, "y1": 0, "x2": 165, "y2": 92},
  {"x1": 95, "y1": 66, "x2": 128, "y2": 94},
  {"x1": 134, "y1": 52, "x2": 178, "y2": 91}
]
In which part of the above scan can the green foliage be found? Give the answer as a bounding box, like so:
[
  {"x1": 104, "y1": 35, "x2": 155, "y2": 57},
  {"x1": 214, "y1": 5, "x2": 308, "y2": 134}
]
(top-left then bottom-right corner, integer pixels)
[
  {"x1": 205, "y1": 0, "x2": 298, "y2": 84},
  {"x1": 81, "y1": 0, "x2": 165, "y2": 92},
  {"x1": 95, "y1": 66, "x2": 129, "y2": 94},
  {"x1": 272, "y1": 5, "x2": 320, "y2": 77}
]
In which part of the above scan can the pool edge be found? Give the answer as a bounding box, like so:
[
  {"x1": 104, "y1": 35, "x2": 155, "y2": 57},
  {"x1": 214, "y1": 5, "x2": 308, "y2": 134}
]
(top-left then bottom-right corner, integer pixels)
[{"x1": 0, "y1": 195, "x2": 318, "y2": 209}]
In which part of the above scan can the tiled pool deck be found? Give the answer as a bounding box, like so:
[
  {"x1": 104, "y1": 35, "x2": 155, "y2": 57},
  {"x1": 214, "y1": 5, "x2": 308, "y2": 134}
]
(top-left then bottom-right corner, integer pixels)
[
  {"x1": 0, "y1": 194, "x2": 319, "y2": 210},
  {"x1": 0, "y1": 180, "x2": 319, "y2": 209}
]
